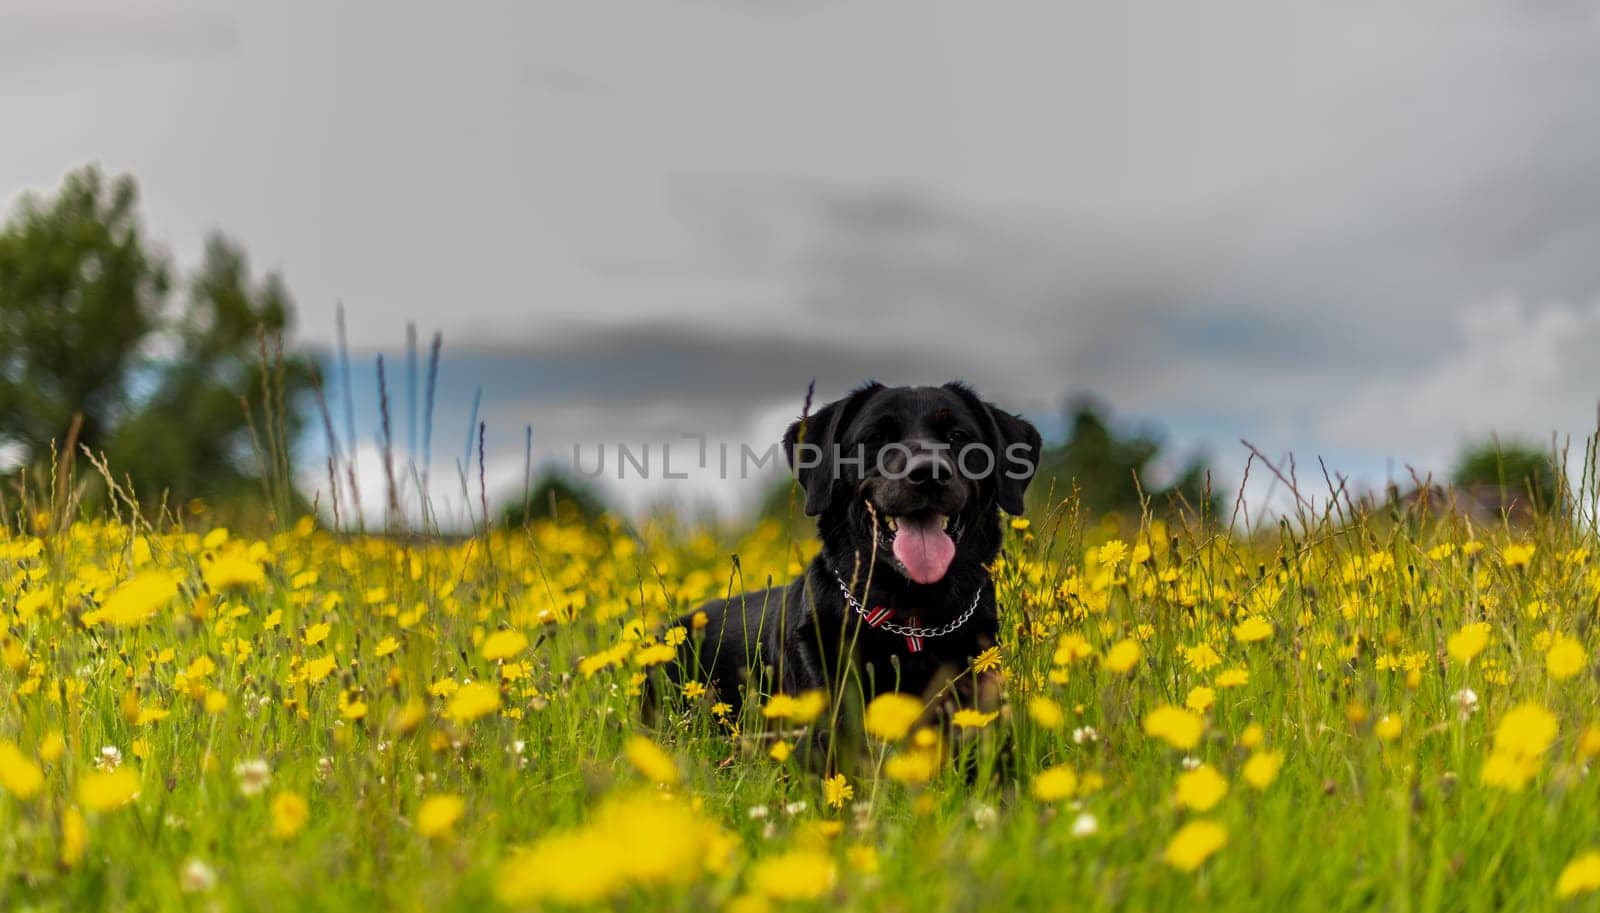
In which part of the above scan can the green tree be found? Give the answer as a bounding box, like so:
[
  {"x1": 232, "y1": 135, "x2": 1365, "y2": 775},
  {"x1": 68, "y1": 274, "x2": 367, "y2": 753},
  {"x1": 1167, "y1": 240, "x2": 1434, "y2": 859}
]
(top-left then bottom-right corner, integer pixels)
[
  {"x1": 0, "y1": 166, "x2": 314, "y2": 518},
  {"x1": 1030, "y1": 397, "x2": 1218, "y2": 518},
  {"x1": 500, "y1": 471, "x2": 611, "y2": 527},
  {"x1": 1451, "y1": 439, "x2": 1560, "y2": 511}
]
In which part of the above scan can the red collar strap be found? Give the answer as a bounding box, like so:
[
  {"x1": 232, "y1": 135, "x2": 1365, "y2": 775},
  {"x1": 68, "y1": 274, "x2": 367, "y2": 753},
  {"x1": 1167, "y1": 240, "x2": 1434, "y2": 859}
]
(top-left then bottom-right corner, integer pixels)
[{"x1": 833, "y1": 572, "x2": 984, "y2": 654}]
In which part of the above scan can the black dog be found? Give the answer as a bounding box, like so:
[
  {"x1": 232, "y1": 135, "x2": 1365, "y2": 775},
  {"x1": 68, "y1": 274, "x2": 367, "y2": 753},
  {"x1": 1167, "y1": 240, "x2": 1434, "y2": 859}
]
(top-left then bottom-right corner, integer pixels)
[{"x1": 673, "y1": 381, "x2": 1040, "y2": 718}]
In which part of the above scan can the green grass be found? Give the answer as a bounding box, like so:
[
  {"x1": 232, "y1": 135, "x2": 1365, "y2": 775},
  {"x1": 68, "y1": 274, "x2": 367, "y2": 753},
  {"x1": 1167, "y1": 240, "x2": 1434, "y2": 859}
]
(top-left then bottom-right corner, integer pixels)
[{"x1": 2, "y1": 497, "x2": 1600, "y2": 912}]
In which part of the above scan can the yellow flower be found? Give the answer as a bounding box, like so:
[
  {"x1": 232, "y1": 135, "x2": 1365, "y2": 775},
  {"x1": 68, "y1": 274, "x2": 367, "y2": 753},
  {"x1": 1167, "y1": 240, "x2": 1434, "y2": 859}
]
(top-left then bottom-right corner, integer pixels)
[
  {"x1": 1164, "y1": 819, "x2": 1228, "y2": 872},
  {"x1": 863, "y1": 693, "x2": 924, "y2": 741},
  {"x1": 748, "y1": 849, "x2": 837, "y2": 901},
  {"x1": 415, "y1": 794, "x2": 464, "y2": 839},
  {"x1": 950, "y1": 709, "x2": 999, "y2": 729},
  {"x1": 847, "y1": 845, "x2": 880, "y2": 875},
  {"x1": 0, "y1": 742, "x2": 45, "y2": 800},
  {"x1": 1144, "y1": 705, "x2": 1204, "y2": 751},
  {"x1": 1546, "y1": 635, "x2": 1587, "y2": 681},
  {"x1": 624, "y1": 736, "x2": 680, "y2": 785},
  {"x1": 1242, "y1": 750, "x2": 1284, "y2": 790},
  {"x1": 304, "y1": 654, "x2": 338, "y2": 685},
  {"x1": 78, "y1": 767, "x2": 141, "y2": 812},
  {"x1": 1493, "y1": 702, "x2": 1558, "y2": 758},
  {"x1": 1557, "y1": 850, "x2": 1600, "y2": 899},
  {"x1": 631, "y1": 643, "x2": 677, "y2": 668},
  {"x1": 824, "y1": 774, "x2": 854, "y2": 809},
  {"x1": 762, "y1": 691, "x2": 827, "y2": 724},
  {"x1": 769, "y1": 741, "x2": 792, "y2": 763},
  {"x1": 303, "y1": 622, "x2": 331, "y2": 646},
  {"x1": 446, "y1": 682, "x2": 502, "y2": 722},
  {"x1": 1481, "y1": 749, "x2": 1542, "y2": 792},
  {"x1": 1215, "y1": 668, "x2": 1250, "y2": 689},
  {"x1": 39, "y1": 731, "x2": 65, "y2": 764},
  {"x1": 1175, "y1": 764, "x2": 1229, "y2": 811},
  {"x1": 1232, "y1": 615, "x2": 1273, "y2": 643},
  {"x1": 1239, "y1": 723, "x2": 1265, "y2": 750},
  {"x1": 374, "y1": 636, "x2": 400, "y2": 658},
  {"x1": 1053, "y1": 633, "x2": 1095, "y2": 666},
  {"x1": 1096, "y1": 539, "x2": 1128, "y2": 566},
  {"x1": 1447, "y1": 623, "x2": 1491, "y2": 664},
  {"x1": 1185, "y1": 686, "x2": 1216, "y2": 714},
  {"x1": 1031, "y1": 764, "x2": 1077, "y2": 802},
  {"x1": 884, "y1": 749, "x2": 939, "y2": 785},
  {"x1": 1027, "y1": 696, "x2": 1064, "y2": 730},
  {"x1": 91, "y1": 571, "x2": 179, "y2": 627},
  {"x1": 1375, "y1": 714, "x2": 1403, "y2": 743},
  {"x1": 481, "y1": 629, "x2": 530, "y2": 661},
  {"x1": 203, "y1": 551, "x2": 266, "y2": 590},
  {"x1": 971, "y1": 646, "x2": 1002, "y2": 673},
  {"x1": 271, "y1": 791, "x2": 310, "y2": 839},
  {"x1": 1182, "y1": 643, "x2": 1223, "y2": 674},
  {"x1": 1103, "y1": 639, "x2": 1142, "y2": 674},
  {"x1": 1501, "y1": 542, "x2": 1535, "y2": 567},
  {"x1": 61, "y1": 806, "x2": 87, "y2": 867}
]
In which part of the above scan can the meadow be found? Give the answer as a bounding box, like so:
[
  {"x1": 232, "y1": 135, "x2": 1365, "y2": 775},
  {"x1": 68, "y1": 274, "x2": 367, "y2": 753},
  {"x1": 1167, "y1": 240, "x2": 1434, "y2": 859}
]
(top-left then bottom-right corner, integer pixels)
[{"x1": 3, "y1": 488, "x2": 1600, "y2": 912}]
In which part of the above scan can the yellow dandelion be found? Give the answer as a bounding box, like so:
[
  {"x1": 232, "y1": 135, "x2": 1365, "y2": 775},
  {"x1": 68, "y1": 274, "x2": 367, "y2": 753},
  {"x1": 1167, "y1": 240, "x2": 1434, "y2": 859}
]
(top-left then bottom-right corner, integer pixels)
[
  {"x1": 271, "y1": 791, "x2": 310, "y2": 840},
  {"x1": 482, "y1": 628, "x2": 530, "y2": 661},
  {"x1": 1447, "y1": 623, "x2": 1491, "y2": 664},
  {"x1": 762, "y1": 691, "x2": 827, "y2": 724},
  {"x1": 1546, "y1": 635, "x2": 1587, "y2": 681},
  {"x1": 0, "y1": 742, "x2": 45, "y2": 800},
  {"x1": 824, "y1": 774, "x2": 853, "y2": 809},
  {"x1": 92, "y1": 571, "x2": 179, "y2": 627},
  {"x1": 1031, "y1": 764, "x2": 1077, "y2": 802},
  {"x1": 415, "y1": 794, "x2": 465, "y2": 839},
  {"x1": 1103, "y1": 639, "x2": 1142, "y2": 674},
  {"x1": 1144, "y1": 705, "x2": 1204, "y2": 751},
  {"x1": 78, "y1": 767, "x2": 141, "y2": 812},
  {"x1": 1165, "y1": 819, "x2": 1228, "y2": 871},
  {"x1": 748, "y1": 849, "x2": 837, "y2": 901},
  {"x1": 950, "y1": 709, "x2": 999, "y2": 729},
  {"x1": 1232, "y1": 615, "x2": 1273, "y2": 643},
  {"x1": 1557, "y1": 850, "x2": 1600, "y2": 899},
  {"x1": 971, "y1": 646, "x2": 1003, "y2": 673},
  {"x1": 446, "y1": 682, "x2": 502, "y2": 722},
  {"x1": 1028, "y1": 696, "x2": 1064, "y2": 730},
  {"x1": 1175, "y1": 764, "x2": 1229, "y2": 811},
  {"x1": 863, "y1": 693, "x2": 924, "y2": 741},
  {"x1": 1242, "y1": 750, "x2": 1284, "y2": 790},
  {"x1": 624, "y1": 736, "x2": 681, "y2": 785}
]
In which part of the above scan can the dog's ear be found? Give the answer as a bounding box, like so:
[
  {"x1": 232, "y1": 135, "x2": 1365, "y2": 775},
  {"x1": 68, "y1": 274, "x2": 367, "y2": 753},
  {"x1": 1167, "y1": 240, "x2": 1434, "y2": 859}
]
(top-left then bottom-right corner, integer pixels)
[
  {"x1": 943, "y1": 381, "x2": 1042, "y2": 516},
  {"x1": 783, "y1": 383, "x2": 883, "y2": 516}
]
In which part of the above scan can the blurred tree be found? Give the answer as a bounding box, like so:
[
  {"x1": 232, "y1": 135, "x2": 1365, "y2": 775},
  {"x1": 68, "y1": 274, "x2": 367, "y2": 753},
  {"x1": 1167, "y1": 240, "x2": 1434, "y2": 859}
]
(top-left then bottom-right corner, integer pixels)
[
  {"x1": 0, "y1": 166, "x2": 314, "y2": 517},
  {"x1": 1451, "y1": 439, "x2": 1559, "y2": 511},
  {"x1": 1030, "y1": 397, "x2": 1218, "y2": 518},
  {"x1": 500, "y1": 471, "x2": 610, "y2": 527}
]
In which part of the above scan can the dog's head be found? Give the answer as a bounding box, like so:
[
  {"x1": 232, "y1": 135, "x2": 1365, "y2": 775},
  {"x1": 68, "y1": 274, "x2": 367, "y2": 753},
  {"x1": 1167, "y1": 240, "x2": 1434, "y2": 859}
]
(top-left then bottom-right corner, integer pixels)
[{"x1": 783, "y1": 382, "x2": 1042, "y2": 587}]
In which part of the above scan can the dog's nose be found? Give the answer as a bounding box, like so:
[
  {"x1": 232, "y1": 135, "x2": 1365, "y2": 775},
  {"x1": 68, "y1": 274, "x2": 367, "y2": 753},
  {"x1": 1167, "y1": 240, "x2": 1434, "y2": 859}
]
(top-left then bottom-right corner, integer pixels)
[{"x1": 904, "y1": 453, "x2": 949, "y2": 490}]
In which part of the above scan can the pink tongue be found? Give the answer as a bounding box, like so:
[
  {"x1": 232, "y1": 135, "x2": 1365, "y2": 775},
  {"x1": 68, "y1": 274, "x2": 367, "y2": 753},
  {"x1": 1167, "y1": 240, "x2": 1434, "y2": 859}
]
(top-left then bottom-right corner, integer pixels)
[{"x1": 892, "y1": 517, "x2": 956, "y2": 584}]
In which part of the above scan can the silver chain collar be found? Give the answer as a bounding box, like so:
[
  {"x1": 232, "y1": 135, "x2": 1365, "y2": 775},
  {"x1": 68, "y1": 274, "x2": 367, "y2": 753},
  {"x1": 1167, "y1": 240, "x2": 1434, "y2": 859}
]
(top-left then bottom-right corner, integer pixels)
[{"x1": 833, "y1": 571, "x2": 984, "y2": 639}]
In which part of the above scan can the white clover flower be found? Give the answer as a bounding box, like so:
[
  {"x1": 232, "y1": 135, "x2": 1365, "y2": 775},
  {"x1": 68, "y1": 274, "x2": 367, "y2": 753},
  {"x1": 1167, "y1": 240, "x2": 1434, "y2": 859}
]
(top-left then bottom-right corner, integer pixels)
[
  {"x1": 1071, "y1": 812, "x2": 1100, "y2": 837},
  {"x1": 97, "y1": 745, "x2": 123, "y2": 771},
  {"x1": 233, "y1": 758, "x2": 272, "y2": 796},
  {"x1": 179, "y1": 857, "x2": 217, "y2": 893}
]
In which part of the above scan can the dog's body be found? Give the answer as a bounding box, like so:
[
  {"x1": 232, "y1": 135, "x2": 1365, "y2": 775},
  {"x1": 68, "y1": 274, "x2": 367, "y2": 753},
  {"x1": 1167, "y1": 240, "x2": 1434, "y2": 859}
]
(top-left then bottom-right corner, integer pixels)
[{"x1": 675, "y1": 382, "x2": 1041, "y2": 714}]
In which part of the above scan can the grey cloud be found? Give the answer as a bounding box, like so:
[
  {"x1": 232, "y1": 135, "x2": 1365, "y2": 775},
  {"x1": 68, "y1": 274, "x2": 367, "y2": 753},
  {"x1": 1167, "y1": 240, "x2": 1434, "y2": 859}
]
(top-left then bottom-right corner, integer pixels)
[{"x1": 0, "y1": 2, "x2": 238, "y2": 84}]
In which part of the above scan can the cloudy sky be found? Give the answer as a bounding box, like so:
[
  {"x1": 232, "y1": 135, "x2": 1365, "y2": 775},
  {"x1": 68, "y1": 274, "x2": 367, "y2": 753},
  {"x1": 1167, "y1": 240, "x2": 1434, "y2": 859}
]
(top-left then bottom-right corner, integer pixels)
[{"x1": 6, "y1": 0, "x2": 1600, "y2": 522}]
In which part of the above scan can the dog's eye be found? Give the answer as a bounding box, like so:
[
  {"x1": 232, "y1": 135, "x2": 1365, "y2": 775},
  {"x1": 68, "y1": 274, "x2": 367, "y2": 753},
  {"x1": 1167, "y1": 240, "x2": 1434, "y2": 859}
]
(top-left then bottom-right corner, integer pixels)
[{"x1": 946, "y1": 428, "x2": 971, "y2": 444}]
